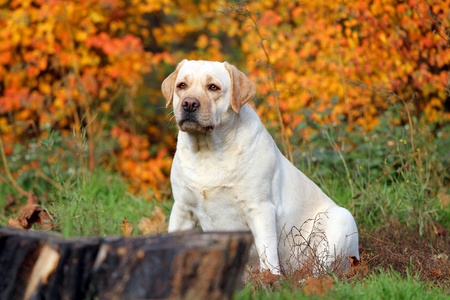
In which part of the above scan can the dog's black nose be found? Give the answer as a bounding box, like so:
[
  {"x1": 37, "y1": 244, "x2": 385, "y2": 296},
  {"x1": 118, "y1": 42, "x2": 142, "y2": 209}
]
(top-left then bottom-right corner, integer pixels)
[{"x1": 182, "y1": 97, "x2": 200, "y2": 113}]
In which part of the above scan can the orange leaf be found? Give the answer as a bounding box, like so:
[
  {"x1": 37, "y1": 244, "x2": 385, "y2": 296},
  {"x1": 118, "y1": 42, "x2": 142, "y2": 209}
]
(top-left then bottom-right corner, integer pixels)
[
  {"x1": 344, "y1": 255, "x2": 369, "y2": 278},
  {"x1": 303, "y1": 276, "x2": 335, "y2": 296},
  {"x1": 258, "y1": 269, "x2": 280, "y2": 285},
  {"x1": 8, "y1": 193, "x2": 52, "y2": 230},
  {"x1": 349, "y1": 255, "x2": 360, "y2": 267},
  {"x1": 4, "y1": 146, "x2": 13, "y2": 155},
  {"x1": 8, "y1": 217, "x2": 23, "y2": 229},
  {"x1": 0, "y1": 51, "x2": 11, "y2": 64},
  {"x1": 38, "y1": 82, "x2": 51, "y2": 94},
  {"x1": 431, "y1": 269, "x2": 442, "y2": 278},
  {"x1": 196, "y1": 34, "x2": 209, "y2": 49},
  {"x1": 138, "y1": 206, "x2": 167, "y2": 235},
  {"x1": 121, "y1": 217, "x2": 134, "y2": 237}
]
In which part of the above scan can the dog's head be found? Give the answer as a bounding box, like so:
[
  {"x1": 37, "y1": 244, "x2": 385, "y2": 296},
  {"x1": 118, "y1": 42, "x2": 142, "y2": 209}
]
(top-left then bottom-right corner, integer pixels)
[{"x1": 162, "y1": 60, "x2": 256, "y2": 134}]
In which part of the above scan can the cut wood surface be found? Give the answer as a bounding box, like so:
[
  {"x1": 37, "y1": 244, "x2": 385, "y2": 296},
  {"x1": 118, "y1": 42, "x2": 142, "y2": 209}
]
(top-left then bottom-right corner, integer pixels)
[{"x1": 0, "y1": 227, "x2": 253, "y2": 300}]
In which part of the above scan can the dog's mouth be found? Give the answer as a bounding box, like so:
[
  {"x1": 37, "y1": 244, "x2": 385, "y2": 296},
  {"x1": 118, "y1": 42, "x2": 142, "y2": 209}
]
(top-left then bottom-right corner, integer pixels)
[
  {"x1": 178, "y1": 118, "x2": 215, "y2": 134},
  {"x1": 202, "y1": 125, "x2": 215, "y2": 132}
]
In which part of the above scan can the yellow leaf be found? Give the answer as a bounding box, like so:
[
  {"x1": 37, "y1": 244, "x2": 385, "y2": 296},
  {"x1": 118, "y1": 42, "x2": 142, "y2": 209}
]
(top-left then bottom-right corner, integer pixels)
[
  {"x1": 100, "y1": 102, "x2": 110, "y2": 112},
  {"x1": 39, "y1": 82, "x2": 51, "y2": 94},
  {"x1": 196, "y1": 34, "x2": 209, "y2": 49},
  {"x1": 38, "y1": 57, "x2": 47, "y2": 71},
  {"x1": 89, "y1": 11, "x2": 104, "y2": 23},
  {"x1": 304, "y1": 276, "x2": 335, "y2": 296},
  {"x1": 138, "y1": 206, "x2": 167, "y2": 235},
  {"x1": 75, "y1": 30, "x2": 87, "y2": 42},
  {"x1": 121, "y1": 217, "x2": 134, "y2": 237},
  {"x1": 54, "y1": 98, "x2": 64, "y2": 109},
  {"x1": 17, "y1": 109, "x2": 31, "y2": 120}
]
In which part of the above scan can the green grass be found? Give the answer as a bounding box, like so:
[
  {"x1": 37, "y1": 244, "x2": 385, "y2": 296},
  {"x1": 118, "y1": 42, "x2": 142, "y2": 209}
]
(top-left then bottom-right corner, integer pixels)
[
  {"x1": 235, "y1": 270, "x2": 448, "y2": 299},
  {"x1": 0, "y1": 165, "x2": 164, "y2": 237},
  {"x1": 289, "y1": 104, "x2": 450, "y2": 234},
  {"x1": 0, "y1": 130, "x2": 169, "y2": 238},
  {"x1": 1, "y1": 104, "x2": 449, "y2": 298},
  {"x1": 237, "y1": 105, "x2": 449, "y2": 298},
  {"x1": 48, "y1": 168, "x2": 161, "y2": 237}
]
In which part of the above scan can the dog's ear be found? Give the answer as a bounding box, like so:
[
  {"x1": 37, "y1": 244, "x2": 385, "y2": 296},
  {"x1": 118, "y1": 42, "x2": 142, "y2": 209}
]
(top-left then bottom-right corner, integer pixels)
[
  {"x1": 224, "y1": 62, "x2": 256, "y2": 113},
  {"x1": 162, "y1": 59, "x2": 187, "y2": 108}
]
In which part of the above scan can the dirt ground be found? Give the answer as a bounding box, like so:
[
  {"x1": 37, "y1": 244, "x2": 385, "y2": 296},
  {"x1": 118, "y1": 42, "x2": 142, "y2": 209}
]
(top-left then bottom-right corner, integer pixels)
[
  {"x1": 358, "y1": 218, "x2": 449, "y2": 288},
  {"x1": 245, "y1": 218, "x2": 450, "y2": 291}
]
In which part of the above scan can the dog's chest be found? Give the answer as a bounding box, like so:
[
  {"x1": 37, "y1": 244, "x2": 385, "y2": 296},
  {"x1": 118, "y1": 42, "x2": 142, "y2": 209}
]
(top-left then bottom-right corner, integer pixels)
[
  {"x1": 174, "y1": 151, "x2": 250, "y2": 231},
  {"x1": 175, "y1": 145, "x2": 244, "y2": 187},
  {"x1": 194, "y1": 185, "x2": 249, "y2": 231}
]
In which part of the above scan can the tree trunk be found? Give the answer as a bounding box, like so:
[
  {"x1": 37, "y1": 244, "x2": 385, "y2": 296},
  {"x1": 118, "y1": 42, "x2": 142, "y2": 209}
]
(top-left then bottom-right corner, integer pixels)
[{"x1": 0, "y1": 227, "x2": 253, "y2": 300}]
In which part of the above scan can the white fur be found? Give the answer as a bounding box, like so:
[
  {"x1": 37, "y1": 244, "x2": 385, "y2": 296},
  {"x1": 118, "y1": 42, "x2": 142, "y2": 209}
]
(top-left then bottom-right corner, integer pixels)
[{"x1": 164, "y1": 60, "x2": 359, "y2": 274}]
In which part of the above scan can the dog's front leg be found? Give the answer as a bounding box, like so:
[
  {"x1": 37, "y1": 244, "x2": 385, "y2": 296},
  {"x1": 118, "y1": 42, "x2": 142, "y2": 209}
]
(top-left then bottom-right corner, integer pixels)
[
  {"x1": 245, "y1": 201, "x2": 280, "y2": 275},
  {"x1": 168, "y1": 202, "x2": 197, "y2": 232}
]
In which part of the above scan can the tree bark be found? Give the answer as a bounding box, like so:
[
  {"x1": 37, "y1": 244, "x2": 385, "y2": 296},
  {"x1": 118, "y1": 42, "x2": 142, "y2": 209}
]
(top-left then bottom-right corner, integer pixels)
[{"x1": 0, "y1": 227, "x2": 253, "y2": 300}]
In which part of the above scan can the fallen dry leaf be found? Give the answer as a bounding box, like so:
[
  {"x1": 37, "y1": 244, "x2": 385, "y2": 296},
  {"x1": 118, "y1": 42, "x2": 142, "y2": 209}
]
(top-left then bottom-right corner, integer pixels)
[
  {"x1": 8, "y1": 193, "x2": 52, "y2": 230},
  {"x1": 20, "y1": 193, "x2": 40, "y2": 225},
  {"x1": 258, "y1": 269, "x2": 280, "y2": 286},
  {"x1": 344, "y1": 254, "x2": 369, "y2": 278},
  {"x1": 431, "y1": 269, "x2": 442, "y2": 278},
  {"x1": 8, "y1": 217, "x2": 23, "y2": 229},
  {"x1": 121, "y1": 217, "x2": 134, "y2": 237},
  {"x1": 303, "y1": 276, "x2": 335, "y2": 296},
  {"x1": 138, "y1": 206, "x2": 167, "y2": 235},
  {"x1": 349, "y1": 255, "x2": 360, "y2": 267},
  {"x1": 290, "y1": 268, "x2": 314, "y2": 283}
]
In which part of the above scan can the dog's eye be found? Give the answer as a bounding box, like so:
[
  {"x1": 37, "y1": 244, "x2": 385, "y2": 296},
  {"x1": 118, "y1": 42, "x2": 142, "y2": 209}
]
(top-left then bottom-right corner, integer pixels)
[
  {"x1": 177, "y1": 83, "x2": 186, "y2": 89},
  {"x1": 209, "y1": 84, "x2": 220, "y2": 91}
]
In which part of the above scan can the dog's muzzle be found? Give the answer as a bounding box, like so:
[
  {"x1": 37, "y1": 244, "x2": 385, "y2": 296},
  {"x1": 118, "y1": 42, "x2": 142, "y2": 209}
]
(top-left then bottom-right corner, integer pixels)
[
  {"x1": 178, "y1": 97, "x2": 214, "y2": 133},
  {"x1": 182, "y1": 97, "x2": 200, "y2": 113},
  {"x1": 179, "y1": 97, "x2": 200, "y2": 125}
]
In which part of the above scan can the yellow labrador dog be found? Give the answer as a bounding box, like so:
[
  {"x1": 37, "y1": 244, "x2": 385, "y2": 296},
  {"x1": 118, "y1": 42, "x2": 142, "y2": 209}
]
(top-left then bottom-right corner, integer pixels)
[{"x1": 163, "y1": 60, "x2": 359, "y2": 275}]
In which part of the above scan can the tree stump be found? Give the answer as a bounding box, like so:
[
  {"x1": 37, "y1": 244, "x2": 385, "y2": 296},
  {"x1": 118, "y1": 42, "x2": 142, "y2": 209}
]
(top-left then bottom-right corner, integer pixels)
[{"x1": 0, "y1": 227, "x2": 253, "y2": 300}]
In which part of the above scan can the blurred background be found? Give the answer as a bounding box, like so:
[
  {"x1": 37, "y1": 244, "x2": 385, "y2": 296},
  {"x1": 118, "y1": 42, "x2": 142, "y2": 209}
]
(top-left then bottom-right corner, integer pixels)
[{"x1": 0, "y1": 0, "x2": 449, "y2": 238}]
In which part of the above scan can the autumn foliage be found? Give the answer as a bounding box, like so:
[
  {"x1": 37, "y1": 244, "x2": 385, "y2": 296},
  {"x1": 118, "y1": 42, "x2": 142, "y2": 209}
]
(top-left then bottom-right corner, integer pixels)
[
  {"x1": 238, "y1": 0, "x2": 450, "y2": 132},
  {"x1": 0, "y1": 0, "x2": 449, "y2": 198}
]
